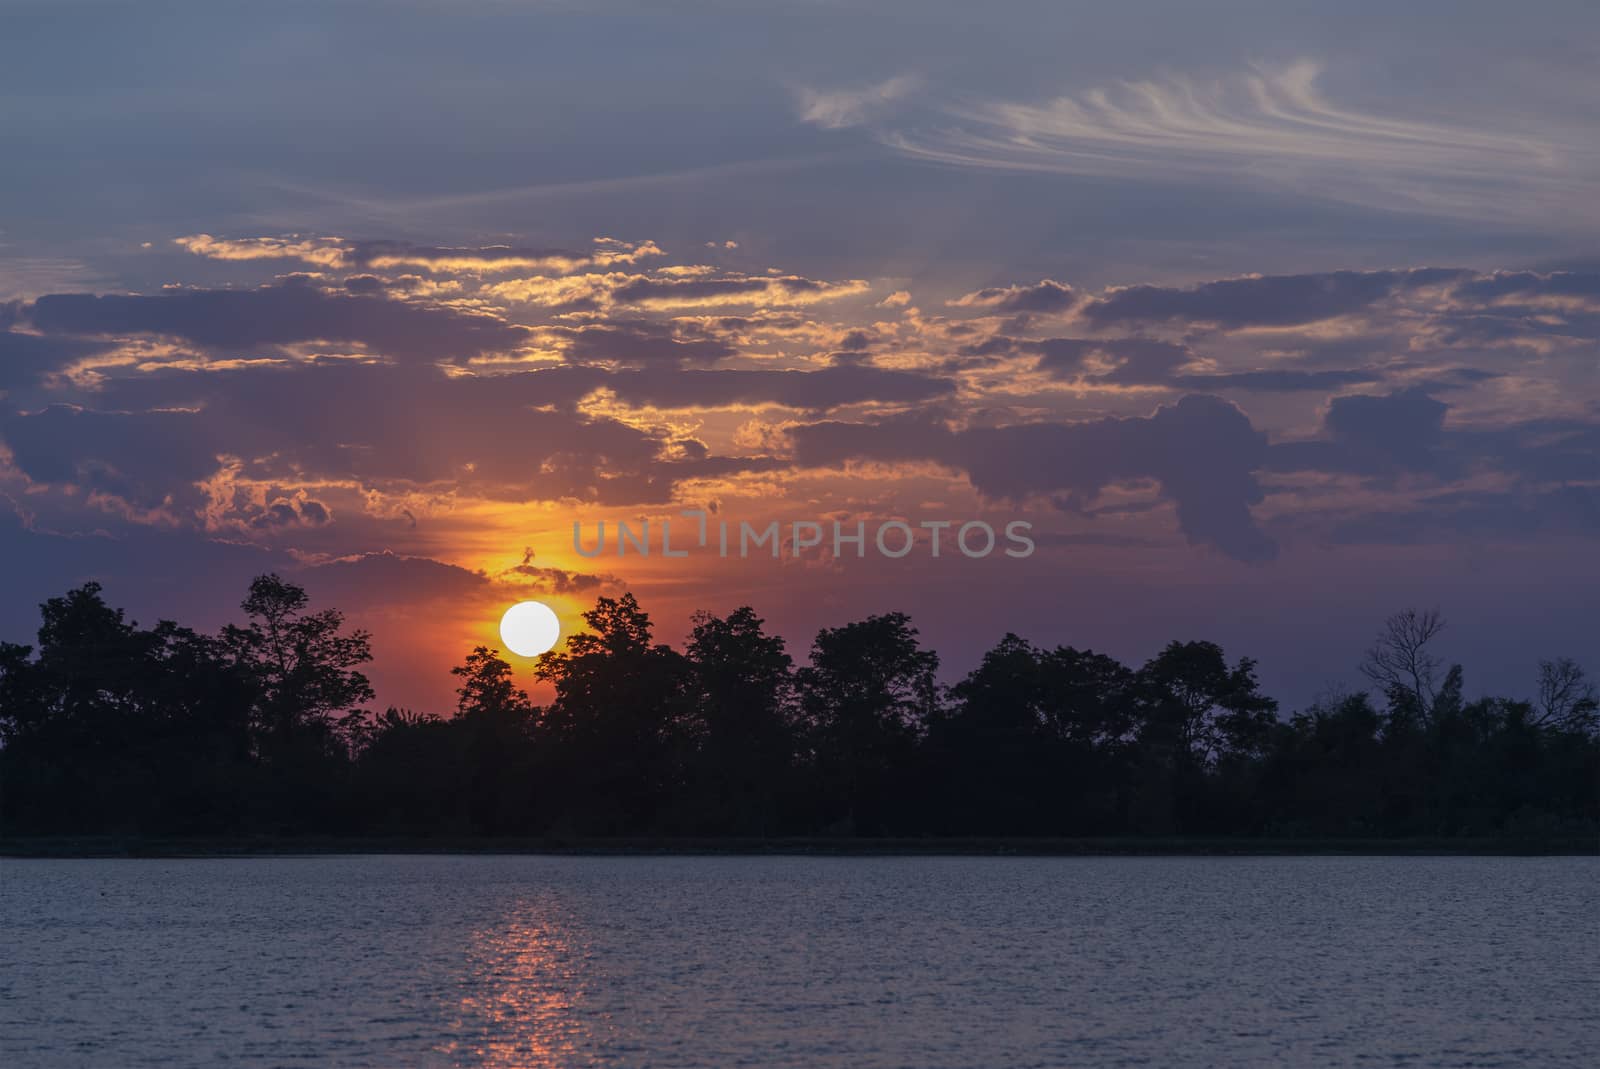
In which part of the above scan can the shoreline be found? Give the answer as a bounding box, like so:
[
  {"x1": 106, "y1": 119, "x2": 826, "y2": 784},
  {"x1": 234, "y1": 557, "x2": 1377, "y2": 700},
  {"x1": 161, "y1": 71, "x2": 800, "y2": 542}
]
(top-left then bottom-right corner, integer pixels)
[{"x1": 3, "y1": 835, "x2": 1595, "y2": 858}]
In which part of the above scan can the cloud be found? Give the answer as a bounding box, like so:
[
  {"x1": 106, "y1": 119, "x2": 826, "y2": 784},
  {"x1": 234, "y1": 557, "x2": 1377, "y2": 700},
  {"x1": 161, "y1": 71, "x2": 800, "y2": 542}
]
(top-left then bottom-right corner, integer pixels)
[
  {"x1": 1268, "y1": 388, "x2": 1455, "y2": 479},
  {"x1": 1015, "y1": 337, "x2": 1194, "y2": 385},
  {"x1": 4, "y1": 353, "x2": 892, "y2": 524},
  {"x1": 1082, "y1": 268, "x2": 1467, "y2": 330},
  {"x1": 352, "y1": 238, "x2": 663, "y2": 274},
  {"x1": 967, "y1": 335, "x2": 1380, "y2": 392},
  {"x1": 5, "y1": 243, "x2": 1596, "y2": 570},
  {"x1": 174, "y1": 234, "x2": 352, "y2": 268},
  {"x1": 23, "y1": 279, "x2": 529, "y2": 362},
  {"x1": 0, "y1": 363, "x2": 669, "y2": 516},
  {"x1": 247, "y1": 496, "x2": 332, "y2": 531},
  {"x1": 0, "y1": 330, "x2": 111, "y2": 389},
  {"x1": 791, "y1": 394, "x2": 1278, "y2": 561},
  {"x1": 554, "y1": 321, "x2": 738, "y2": 366},
  {"x1": 1173, "y1": 368, "x2": 1381, "y2": 392},
  {"x1": 600, "y1": 365, "x2": 957, "y2": 410},
  {"x1": 794, "y1": 75, "x2": 920, "y2": 130},
  {"x1": 949, "y1": 279, "x2": 1079, "y2": 315},
  {"x1": 882, "y1": 61, "x2": 1593, "y2": 226},
  {"x1": 607, "y1": 273, "x2": 870, "y2": 309},
  {"x1": 484, "y1": 269, "x2": 870, "y2": 313},
  {"x1": 2, "y1": 403, "x2": 221, "y2": 515},
  {"x1": 175, "y1": 235, "x2": 663, "y2": 274},
  {"x1": 1448, "y1": 270, "x2": 1600, "y2": 307},
  {"x1": 504, "y1": 549, "x2": 614, "y2": 596},
  {"x1": 299, "y1": 550, "x2": 490, "y2": 607}
]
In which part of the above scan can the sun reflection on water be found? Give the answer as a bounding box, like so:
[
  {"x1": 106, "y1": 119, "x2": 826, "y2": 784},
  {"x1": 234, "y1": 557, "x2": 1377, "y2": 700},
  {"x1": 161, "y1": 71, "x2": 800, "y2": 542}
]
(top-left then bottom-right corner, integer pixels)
[{"x1": 438, "y1": 909, "x2": 601, "y2": 1067}]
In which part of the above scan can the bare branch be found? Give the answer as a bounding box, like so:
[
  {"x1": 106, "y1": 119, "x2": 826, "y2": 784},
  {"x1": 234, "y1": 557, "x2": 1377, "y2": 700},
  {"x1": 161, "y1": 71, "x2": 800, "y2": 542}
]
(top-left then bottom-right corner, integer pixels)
[
  {"x1": 1360, "y1": 608, "x2": 1446, "y2": 721},
  {"x1": 1535, "y1": 657, "x2": 1599, "y2": 732}
]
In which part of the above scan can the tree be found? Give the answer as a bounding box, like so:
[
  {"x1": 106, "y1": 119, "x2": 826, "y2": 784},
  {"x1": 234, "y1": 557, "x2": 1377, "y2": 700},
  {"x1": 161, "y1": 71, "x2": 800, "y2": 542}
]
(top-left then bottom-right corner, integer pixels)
[
  {"x1": 683, "y1": 607, "x2": 796, "y2": 833},
  {"x1": 1534, "y1": 658, "x2": 1599, "y2": 733},
  {"x1": 533, "y1": 593, "x2": 689, "y2": 832},
  {"x1": 797, "y1": 612, "x2": 938, "y2": 833},
  {"x1": 0, "y1": 583, "x2": 256, "y2": 833},
  {"x1": 4, "y1": 580, "x2": 1597, "y2": 843},
  {"x1": 221, "y1": 574, "x2": 374, "y2": 755},
  {"x1": 931, "y1": 634, "x2": 1054, "y2": 833},
  {"x1": 1139, "y1": 640, "x2": 1278, "y2": 766},
  {"x1": 1361, "y1": 608, "x2": 1448, "y2": 722},
  {"x1": 453, "y1": 646, "x2": 532, "y2": 719},
  {"x1": 448, "y1": 647, "x2": 537, "y2": 833},
  {"x1": 1260, "y1": 692, "x2": 1385, "y2": 836},
  {"x1": 1039, "y1": 646, "x2": 1140, "y2": 748}
]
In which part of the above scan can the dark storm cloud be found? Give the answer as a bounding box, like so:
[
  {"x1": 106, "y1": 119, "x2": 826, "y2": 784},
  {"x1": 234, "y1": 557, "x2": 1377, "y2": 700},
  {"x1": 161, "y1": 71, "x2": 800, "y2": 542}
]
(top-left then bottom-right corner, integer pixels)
[
  {"x1": 791, "y1": 394, "x2": 1277, "y2": 562},
  {"x1": 1082, "y1": 268, "x2": 1470, "y2": 329},
  {"x1": 23, "y1": 280, "x2": 529, "y2": 361}
]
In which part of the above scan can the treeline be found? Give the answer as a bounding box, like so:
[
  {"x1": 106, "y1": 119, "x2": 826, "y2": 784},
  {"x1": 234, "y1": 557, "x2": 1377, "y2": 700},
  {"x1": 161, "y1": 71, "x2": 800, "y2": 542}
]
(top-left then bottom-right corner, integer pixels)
[{"x1": 1, "y1": 577, "x2": 1595, "y2": 840}]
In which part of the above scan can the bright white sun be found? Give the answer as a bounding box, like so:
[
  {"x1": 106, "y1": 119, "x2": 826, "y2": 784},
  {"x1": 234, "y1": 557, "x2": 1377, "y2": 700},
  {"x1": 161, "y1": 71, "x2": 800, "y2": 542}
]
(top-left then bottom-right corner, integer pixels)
[{"x1": 499, "y1": 600, "x2": 561, "y2": 658}]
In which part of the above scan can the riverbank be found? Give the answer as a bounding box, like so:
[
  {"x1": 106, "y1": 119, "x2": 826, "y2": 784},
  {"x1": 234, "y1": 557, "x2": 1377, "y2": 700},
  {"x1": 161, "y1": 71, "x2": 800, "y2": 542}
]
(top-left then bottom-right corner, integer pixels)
[{"x1": 4, "y1": 835, "x2": 1595, "y2": 857}]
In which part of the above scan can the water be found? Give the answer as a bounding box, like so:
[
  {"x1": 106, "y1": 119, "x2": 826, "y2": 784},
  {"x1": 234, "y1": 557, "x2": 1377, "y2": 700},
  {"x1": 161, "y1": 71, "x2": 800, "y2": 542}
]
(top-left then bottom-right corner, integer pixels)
[{"x1": 2, "y1": 855, "x2": 1595, "y2": 1067}]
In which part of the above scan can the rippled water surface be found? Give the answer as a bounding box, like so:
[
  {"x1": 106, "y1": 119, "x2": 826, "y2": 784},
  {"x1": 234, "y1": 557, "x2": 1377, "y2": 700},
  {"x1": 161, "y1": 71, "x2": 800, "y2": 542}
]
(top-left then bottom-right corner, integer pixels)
[{"x1": 2, "y1": 855, "x2": 1596, "y2": 1067}]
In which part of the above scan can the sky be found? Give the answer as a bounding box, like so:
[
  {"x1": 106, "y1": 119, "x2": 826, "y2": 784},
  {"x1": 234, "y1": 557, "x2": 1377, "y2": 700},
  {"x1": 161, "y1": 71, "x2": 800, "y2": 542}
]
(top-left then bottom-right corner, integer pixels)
[{"x1": 2, "y1": 0, "x2": 1597, "y2": 712}]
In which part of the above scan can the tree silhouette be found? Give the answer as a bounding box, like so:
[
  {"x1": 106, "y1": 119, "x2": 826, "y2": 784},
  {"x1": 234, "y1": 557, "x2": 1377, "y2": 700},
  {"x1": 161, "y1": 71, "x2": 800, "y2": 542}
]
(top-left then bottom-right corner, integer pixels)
[
  {"x1": 0, "y1": 583, "x2": 255, "y2": 832},
  {"x1": 929, "y1": 634, "x2": 1058, "y2": 834},
  {"x1": 534, "y1": 593, "x2": 689, "y2": 833},
  {"x1": 797, "y1": 612, "x2": 938, "y2": 834},
  {"x1": 1139, "y1": 641, "x2": 1278, "y2": 766},
  {"x1": 453, "y1": 646, "x2": 532, "y2": 719},
  {"x1": 449, "y1": 647, "x2": 536, "y2": 834},
  {"x1": 683, "y1": 607, "x2": 796, "y2": 834},
  {"x1": 1535, "y1": 658, "x2": 1599, "y2": 733},
  {"x1": 222, "y1": 574, "x2": 374, "y2": 756},
  {"x1": 1361, "y1": 608, "x2": 1447, "y2": 723},
  {"x1": 1, "y1": 584, "x2": 1596, "y2": 842}
]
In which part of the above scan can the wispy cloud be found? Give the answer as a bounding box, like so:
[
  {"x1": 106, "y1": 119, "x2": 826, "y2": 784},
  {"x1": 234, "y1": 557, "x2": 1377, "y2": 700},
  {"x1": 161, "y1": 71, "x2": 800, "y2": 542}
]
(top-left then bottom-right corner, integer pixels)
[
  {"x1": 880, "y1": 61, "x2": 1597, "y2": 226},
  {"x1": 794, "y1": 75, "x2": 921, "y2": 130}
]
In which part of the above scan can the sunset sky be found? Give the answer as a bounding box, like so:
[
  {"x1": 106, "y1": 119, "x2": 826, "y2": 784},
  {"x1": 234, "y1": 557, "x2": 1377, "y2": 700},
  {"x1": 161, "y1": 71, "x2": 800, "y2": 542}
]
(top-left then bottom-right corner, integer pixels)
[{"x1": 2, "y1": 0, "x2": 1596, "y2": 711}]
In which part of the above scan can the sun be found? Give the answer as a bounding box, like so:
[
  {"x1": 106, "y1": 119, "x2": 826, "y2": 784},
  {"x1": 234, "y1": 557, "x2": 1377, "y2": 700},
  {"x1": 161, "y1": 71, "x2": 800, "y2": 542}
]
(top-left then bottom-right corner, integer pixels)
[{"x1": 499, "y1": 600, "x2": 561, "y2": 658}]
